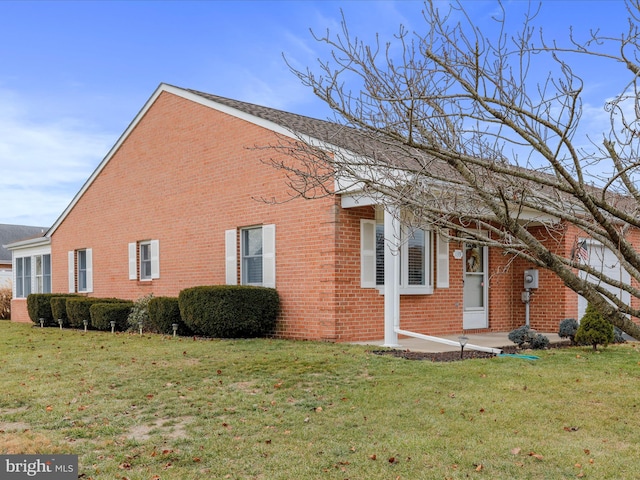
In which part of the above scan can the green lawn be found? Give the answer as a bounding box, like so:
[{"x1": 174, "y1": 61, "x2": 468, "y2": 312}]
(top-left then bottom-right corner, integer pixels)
[{"x1": 1, "y1": 322, "x2": 639, "y2": 479}]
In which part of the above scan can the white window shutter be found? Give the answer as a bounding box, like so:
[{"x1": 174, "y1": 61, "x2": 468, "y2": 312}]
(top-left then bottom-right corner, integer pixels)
[
  {"x1": 85, "y1": 248, "x2": 93, "y2": 293},
  {"x1": 262, "y1": 224, "x2": 276, "y2": 288},
  {"x1": 225, "y1": 229, "x2": 237, "y2": 285},
  {"x1": 128, "y1": 243, "x2": 137, "y2": 280},
  {"x1": 150, "y1": 239, "x2": 160, "y2": 279},
  {"x1": 437, "y1": 231, "x2": 450, "y2": 288},
  {"x1": 68, "y1": 251, "x2": 75, "y2": 293},
  {"x1": 361, "y1": 219, "x2": 376, "y2": 288}
]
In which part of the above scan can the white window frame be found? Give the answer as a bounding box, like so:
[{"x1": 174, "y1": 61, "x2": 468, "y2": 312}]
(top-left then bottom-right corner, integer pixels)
[
  {"x1": 15, "y1": 257, "x2": 31, "y2": 298},
  {"x1": 360, "y1": 219, "x2": 435, "y2": 295},
  {"x1": 69, "y1": 248, "x2": 93, "y2": 293},
  {"x1": 225, "y1": 225, "x2": 275, "y2": 289},
  {"x1": 77, "y1": 249, "x2": 89, "y2": 292},
  {"x1": 34, "y1": 254, "x2": 51, "y2": 294},
  {"x1": 128, "y1": 240, "x2": 160, "y2": 281},
  {"x1": 140, "y1": 241, "x2": 152, "y2": 281}
]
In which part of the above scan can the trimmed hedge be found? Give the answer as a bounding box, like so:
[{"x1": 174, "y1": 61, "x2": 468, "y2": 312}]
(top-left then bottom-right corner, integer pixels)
[
  {"x1": 66, "y1": 297, "x2": 127, "y2": 329},
  {"x1": 179, "y1": 285, "x2": 279, "y2": 338},
  {"x1": 27, "y1": 294, "x2": 79, "y2": 326},
  {"x1": 50, "y1": 296, "x2": 78, "y2": 327},
  {"x1": 148, "y1": 296, "x2": 190, "y2": 335},
  {"x1": 90, "y1": 302, "x2": 133, "y2": 331}
]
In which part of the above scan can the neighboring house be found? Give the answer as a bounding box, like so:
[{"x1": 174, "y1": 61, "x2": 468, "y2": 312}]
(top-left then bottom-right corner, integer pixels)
[
  {"x1": 6, "y1": 84, "x2": 636, "y2": 342},
  {"x1": 0, "y1": 224, "x2": 48, "y2": 291}
]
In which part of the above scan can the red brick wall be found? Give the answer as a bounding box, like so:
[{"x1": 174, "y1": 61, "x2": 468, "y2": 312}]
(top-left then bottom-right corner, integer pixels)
[{"x1": 48, "y1": 91, "x2": 340, "y2": 340}]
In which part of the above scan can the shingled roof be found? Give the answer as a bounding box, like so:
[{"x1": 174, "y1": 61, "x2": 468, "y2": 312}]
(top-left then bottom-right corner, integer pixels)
[
  {"x1": 185, "y1": 87, "x2": 379, "y2": 155},
  {"x1": 0, "y1": 224, "x2": 47, "y2": 263}
]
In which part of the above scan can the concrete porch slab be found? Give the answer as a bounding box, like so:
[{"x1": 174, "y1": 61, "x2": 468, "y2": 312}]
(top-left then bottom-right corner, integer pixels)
[{"x1": 353, "y1": 332, "x2": 564, "y2": 353}]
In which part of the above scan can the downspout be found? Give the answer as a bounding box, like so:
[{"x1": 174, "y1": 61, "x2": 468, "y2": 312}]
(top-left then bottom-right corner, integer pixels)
[{"x1": 395, "y1": 328, "x2": 503, "y2": 355}]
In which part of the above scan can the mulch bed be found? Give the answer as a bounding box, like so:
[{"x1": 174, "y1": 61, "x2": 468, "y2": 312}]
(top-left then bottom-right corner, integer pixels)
[{"x1": 369, "y1": 342, "x2": 574, "y2": 362}]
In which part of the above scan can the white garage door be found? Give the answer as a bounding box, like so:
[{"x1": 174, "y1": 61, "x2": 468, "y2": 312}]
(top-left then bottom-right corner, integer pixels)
[{"x1": 577, "y1": 240, "x2": 631, "y2": 321}]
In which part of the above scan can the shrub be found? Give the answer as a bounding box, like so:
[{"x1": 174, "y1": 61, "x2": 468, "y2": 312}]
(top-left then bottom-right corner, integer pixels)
[
  {"x1": 127, "y1": 294, "x2": 153, "y2": 331},
  {"x1": 529, "y1": 333, "x2": 550, "y2": 349},
  {"x1": 90, "y1": 302, "x2": 133, "y2": 331},
  {"x1": 148, "y1": 296, "x2": 189, "y2": 335},
  {"x1": 66, "y1": 297, "x2": 126, "y2": 329},
  {"x1": 0, "y1": 285, "x2": 11, "y2": 320},
  {"x1": 50, "y1": 296, "x2": 80, "y2": 327},
  {"x1": 179, "y1": 285, "x2": 279, "y2": 338},
  {"x1": 27, "y1": 294, "x2": 78, "y2": 326},
  {"x1": 558, "y1": 318, "x2": 579, "y2": 344},
  {"x1": 508, "y1": 325, "x2": 549, "y2": 350},
  {"x1": 508, "y1": 325, "x2": 533, "y2": 347},
  {"x1": 575, "y1": 303, "x2": 614, "y2": 351},
  {"x1": 613, "y1": 326, "x2": 626, "y2": 344}
]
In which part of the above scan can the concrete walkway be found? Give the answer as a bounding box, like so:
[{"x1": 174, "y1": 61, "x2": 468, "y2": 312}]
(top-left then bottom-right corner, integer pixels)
[{"x1": 353, "y1": 332, "x2": 564, "y2": 353}]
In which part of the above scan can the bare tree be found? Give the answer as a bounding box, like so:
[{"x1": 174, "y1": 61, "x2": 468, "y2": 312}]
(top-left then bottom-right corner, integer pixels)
[{"x1": 271, "y1": 0, "x2": 640, "y2": 338}]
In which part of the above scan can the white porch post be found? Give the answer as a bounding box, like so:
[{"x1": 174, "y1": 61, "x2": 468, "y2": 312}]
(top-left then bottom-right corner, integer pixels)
[{"x1": 383, "y1": 206, "x2": 401, "y2": 347}]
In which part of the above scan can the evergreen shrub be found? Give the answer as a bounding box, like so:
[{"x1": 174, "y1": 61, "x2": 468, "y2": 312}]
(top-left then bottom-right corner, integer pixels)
[
  {"x1": 148, "y1": 296, "x2": 189, "y2": 335},
  {"x1": 50, "y1": 296, "x2": 79, "y2": 327},
  {"x1": 179, "y1": 285, "x2": 279, "y2": 338},
  {"x1": 613, "y1": 326, "x2": 626, "y2": 344},
  {"x1": 558, "y1": 318, "x2": 579, "y2": 344},
  {"x1": 90, "y1": 302, "x2": 133, "y2": 331},
  {"x1": 27, "y1": 294, "x2": 78, "y2": 326},
  {"x1": 66, "y1": 297, "x2": 126, "y2": 329},
  {"x1": 508, "y1": 325, "x2": 549, "y2": 350},
  {"x1": 575, "y1": 303, "x2": 614, "y2": 351}
]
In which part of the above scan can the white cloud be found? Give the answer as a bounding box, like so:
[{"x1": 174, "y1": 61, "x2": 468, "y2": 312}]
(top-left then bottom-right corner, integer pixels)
[{"x1": 0, "y1": 88, "x2": 113, "y2": 226}]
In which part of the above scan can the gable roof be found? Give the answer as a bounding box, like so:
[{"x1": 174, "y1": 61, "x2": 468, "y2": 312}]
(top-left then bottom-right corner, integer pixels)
[
  {"x1": 44, "y1": 82, "x2": 585, "y2": 238},
  {"x1": 0, "y1": 224, "x2": 47, "y2": 262}
]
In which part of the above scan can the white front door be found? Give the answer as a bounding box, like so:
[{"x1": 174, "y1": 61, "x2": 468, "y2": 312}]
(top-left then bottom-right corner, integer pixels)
[{"x1": 463, "y1": 243, "x2": 488, "y2": 329}]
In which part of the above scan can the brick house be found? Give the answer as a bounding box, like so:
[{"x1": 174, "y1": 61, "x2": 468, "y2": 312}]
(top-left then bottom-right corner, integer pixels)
[{"x1": 7, "y1": 84, "x2": 634, "y2": 342}]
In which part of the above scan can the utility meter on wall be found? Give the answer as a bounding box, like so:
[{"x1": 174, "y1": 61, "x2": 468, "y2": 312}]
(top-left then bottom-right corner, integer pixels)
[{"x1": 524, "y1": 269, "x2": 539, "y2": 289}]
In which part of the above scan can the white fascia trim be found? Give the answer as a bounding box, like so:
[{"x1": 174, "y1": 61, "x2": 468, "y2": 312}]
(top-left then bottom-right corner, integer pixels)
[
  {"x1": 4, "y1": 236, "x2": 51, "y2": 251},
  {"x1": 341, "y1": 192, "x2": 385, "y2": 208}
]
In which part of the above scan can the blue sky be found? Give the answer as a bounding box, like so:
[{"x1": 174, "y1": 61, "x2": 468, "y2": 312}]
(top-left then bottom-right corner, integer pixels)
[{"x1": 0, "y1": 0, "x2": 632, "y2": 227}]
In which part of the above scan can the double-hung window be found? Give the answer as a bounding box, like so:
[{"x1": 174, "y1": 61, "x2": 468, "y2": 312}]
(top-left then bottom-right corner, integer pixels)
[
  {"x1": 129, "y1": 240, "x2": 160, "y2": 281},
  {"x1": 35, "y1": 254, "x2": 51, "y2": 294},
  {"x1": 68, "y1": 248, "x2": 93, "y2": 293},
  {"x1": 241, "y1": 227, "x2": 264, "y2": 285},
  {"x1": 225, "y1": 225, "x2": 276, "y2": 288},
  {"x1": 361, "y1": 218, "x2": 435, "y2": 294}
]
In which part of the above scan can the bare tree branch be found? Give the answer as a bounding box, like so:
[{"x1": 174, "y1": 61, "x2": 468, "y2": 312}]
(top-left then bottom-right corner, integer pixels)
[{"x1": 275, "y1": 0, "x2": 640, "y2": 338}]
